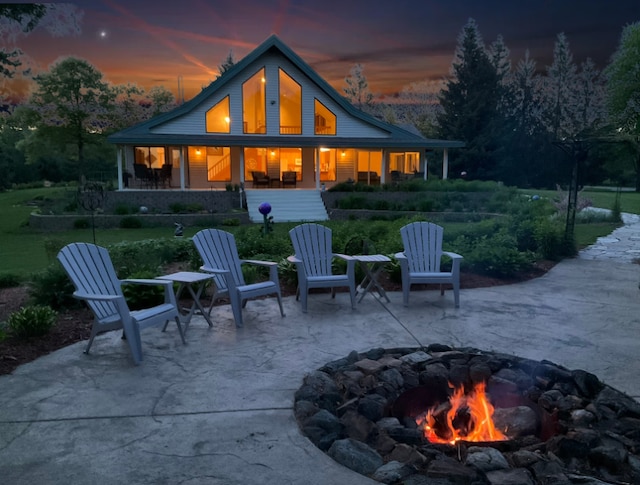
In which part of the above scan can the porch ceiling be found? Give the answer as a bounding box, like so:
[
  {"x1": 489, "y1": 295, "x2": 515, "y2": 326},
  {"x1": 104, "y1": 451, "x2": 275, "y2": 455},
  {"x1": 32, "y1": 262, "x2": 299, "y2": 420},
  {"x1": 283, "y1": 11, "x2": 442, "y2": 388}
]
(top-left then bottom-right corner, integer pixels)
[{"x1": 110, "y1": 134, "x2": 465, "y2": 150}]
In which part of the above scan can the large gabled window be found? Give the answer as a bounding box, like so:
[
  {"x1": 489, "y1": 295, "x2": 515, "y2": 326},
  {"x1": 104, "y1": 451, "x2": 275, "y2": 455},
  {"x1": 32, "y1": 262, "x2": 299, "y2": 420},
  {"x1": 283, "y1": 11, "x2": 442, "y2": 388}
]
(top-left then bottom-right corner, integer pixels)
[
  {"x1": 279, "y1": 69, "x2": 301, "y2": 134},
  {"x1": 242, "y1": 68, "x2": 266, "y2": 134},
  {"x1": 205, "y1": 96, "x2": 230, "y2": 133},
  {"x1": 314, "y1": 99, "x2": 336, "y2": 135}
]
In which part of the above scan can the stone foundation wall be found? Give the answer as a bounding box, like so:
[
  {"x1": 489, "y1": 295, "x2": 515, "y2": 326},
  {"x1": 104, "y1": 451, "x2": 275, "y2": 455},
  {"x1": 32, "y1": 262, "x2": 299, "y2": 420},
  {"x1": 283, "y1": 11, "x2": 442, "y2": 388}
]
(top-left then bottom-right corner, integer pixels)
[
  {"x1": 30, "y1": 212, "x2": 250, "y2": 231},
  {"x1": 104, "y1": 189, "x2": 243, "y2": 213}
]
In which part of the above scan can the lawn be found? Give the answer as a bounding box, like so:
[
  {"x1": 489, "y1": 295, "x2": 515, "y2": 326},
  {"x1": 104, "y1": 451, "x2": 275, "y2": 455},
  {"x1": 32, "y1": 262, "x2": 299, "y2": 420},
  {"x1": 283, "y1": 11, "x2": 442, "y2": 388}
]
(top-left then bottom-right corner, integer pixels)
[
  {"x1": 0, "y1": 186, "x2": 634, "y2": 278},
  {"x1": 520, "y1": 187, "x2": 640, "y2": 214},
  {"x1": 0, "y1": 187, "x2": 209, "y2": 276}
]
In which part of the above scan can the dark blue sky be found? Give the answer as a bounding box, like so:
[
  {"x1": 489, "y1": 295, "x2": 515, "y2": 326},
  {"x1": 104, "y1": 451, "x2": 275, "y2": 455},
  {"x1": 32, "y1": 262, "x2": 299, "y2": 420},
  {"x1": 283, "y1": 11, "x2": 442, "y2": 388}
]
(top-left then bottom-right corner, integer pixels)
[{"x1": 13, "y1": 0, "x2": 640, "y2": 100}]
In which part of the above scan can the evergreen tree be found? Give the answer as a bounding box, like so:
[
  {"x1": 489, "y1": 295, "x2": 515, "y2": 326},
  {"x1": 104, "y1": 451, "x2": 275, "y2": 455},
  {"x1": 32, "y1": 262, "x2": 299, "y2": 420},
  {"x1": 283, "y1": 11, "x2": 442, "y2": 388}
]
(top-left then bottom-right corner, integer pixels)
[
  {"x1": 605, "y1": 21, "x2": 640, "y2": 190},
  {"x1": 217, "y1": 49, "x2": 236, "y2": 78},
  {"x1": 540, "y1": 33, "x2": 578, "y2": 139},
  {"x1": 502, "y1": 50, "x2": 550, "y2": 187},
  {"x1": 436, "y1": 19, "x2": 502, "y2": 180}
]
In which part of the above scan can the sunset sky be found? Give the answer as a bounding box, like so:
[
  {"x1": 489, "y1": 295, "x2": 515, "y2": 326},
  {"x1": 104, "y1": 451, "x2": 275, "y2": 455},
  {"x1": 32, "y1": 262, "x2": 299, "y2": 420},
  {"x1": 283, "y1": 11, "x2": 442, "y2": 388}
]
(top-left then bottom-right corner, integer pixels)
[{"x1": 9, "y1": 0, "x2": 640, "y2": 102}]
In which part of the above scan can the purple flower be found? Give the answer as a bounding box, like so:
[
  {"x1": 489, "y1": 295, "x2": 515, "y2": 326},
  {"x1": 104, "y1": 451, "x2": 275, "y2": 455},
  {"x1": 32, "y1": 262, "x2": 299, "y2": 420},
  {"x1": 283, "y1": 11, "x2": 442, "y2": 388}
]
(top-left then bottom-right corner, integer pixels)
[{"x1": 258, "y1": 202, "x2": 272, "y2": 215}]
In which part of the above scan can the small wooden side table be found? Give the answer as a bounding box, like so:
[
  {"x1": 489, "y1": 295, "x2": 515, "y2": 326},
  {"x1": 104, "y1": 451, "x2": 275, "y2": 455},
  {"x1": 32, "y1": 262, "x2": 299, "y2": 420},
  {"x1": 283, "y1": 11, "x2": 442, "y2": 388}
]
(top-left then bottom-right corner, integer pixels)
[
  {"x1": 157, "y1": 271, "x2": 214, "y2": 331},
  {"x1": 352, "y1": 255, "x2": 391, "y2": 303}
]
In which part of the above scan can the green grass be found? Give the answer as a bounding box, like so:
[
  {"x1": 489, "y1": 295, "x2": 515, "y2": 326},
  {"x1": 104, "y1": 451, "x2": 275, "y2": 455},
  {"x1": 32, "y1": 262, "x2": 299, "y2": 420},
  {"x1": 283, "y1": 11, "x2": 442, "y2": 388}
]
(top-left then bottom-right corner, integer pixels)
[
  {"x1": 520, "y1": 188, "x2": 640, "y2": 214},
  {"x1": 1, "y1": 186, "x2": 637, "y2": 278},
  {"x1": 0, "y1": 187, "x2": 208, "y2": 276},
  {"x1": 574, "y1": 223, "x2": 621, "y2": 249}
]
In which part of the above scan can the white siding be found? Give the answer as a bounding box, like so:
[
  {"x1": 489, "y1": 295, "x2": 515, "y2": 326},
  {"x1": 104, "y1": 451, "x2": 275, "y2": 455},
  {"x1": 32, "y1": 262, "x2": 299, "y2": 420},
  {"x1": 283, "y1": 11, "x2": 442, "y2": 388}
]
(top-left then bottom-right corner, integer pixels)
[{"x1": 151, "y1": 52, "x2": 389, "y2": 139}]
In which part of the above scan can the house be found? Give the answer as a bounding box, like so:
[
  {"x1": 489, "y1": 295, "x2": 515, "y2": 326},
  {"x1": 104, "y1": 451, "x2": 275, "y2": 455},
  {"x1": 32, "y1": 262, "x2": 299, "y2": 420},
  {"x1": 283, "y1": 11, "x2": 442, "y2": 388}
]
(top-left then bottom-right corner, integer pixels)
[{"x1": 108, "y1": 35, "x2": 463, "y2": 193}]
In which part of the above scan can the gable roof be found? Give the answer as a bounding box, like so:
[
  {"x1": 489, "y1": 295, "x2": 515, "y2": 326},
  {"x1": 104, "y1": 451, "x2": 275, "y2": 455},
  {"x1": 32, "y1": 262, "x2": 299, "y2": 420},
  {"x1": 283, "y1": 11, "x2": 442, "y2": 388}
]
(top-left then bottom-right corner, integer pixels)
[{"x1": 108, "y1": 35, "x2": 464, "y2": 149}]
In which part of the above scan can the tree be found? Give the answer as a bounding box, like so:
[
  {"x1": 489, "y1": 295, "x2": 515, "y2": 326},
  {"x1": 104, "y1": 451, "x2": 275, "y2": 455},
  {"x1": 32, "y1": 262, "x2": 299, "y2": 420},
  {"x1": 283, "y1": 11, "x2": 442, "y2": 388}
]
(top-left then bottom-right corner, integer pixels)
[
  {"x1": 389, "y1": 81, "x2": 442, "y2": 137},
  {"x1": 605, "y1": 21, "x2": 640, "y2": 190},
  {"x1": 0, "y1": 4, "x2": 81, "y2": 107},
  {"x1": 217, "y1": 49, "x2": 236, "y2": 78},
  {"x1": 29, "y1": 57, "x2": 115, "y2": 181},
  {"x1": 343, "y1": 63, "x2": 375, "y2": 112},
  {"x1": 0, "y1": 4, "x2": 47, "y2": 78},
  {"x1": 500, "y1": 50, "x2": 549, "y2": 186},
  {"x1": 146, "y1": 85, "x2": 176, "y2": 116},
  {"x1": 436, "y1": 19, "x2": 503, "y2": 180}
]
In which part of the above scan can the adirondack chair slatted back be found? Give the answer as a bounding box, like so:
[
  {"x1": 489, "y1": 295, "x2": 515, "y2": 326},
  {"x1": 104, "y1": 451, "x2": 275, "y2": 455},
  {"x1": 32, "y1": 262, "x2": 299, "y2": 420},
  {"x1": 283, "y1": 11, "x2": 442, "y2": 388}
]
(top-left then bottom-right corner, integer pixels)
[
  {"x1": 192, "y1": 229, "x2": 245, "y2": 290},
  {"x1": 57, "y1": 243, "x2": 124, "y2": 321},
  {"x1": 400, "y1": 222, "x2": 444, "y2": 273},
  {"x1": 289, "y1": 223, "x2": 333, "y2": 277}
]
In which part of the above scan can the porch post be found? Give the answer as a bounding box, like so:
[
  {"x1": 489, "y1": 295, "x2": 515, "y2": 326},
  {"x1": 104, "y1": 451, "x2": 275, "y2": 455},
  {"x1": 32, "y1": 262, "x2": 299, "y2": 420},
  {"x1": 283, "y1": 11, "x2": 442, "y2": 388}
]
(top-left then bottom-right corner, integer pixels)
[
  {"x1": 423, "y1": 150, "x2": 428, "y2": 180},
  {"x1": 380, "y1": 149, "x2": 387, "y2": 184},
  {"x1": 179, "y1": 147, "x2": 186, "y2": 190},
  {"x1": 239, "y1": 149, "x2": 245, "y2": 185},
  {"x1": 117, "y1": 146, "x2": 123, "y2": 190},
  {"x1": 442, "y1": 148, "x2": 449, "y2": 180},
  {"x1": 315, "y1": 148, "x2": 320, "y2": 190}
]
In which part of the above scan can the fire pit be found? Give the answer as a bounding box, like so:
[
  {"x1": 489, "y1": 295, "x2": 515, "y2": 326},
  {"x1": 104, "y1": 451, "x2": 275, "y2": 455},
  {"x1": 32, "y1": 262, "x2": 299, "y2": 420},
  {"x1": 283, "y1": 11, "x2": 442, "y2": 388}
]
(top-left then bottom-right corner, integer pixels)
[{"x1": 294, "y1": 344, "x2": 640, "y2": 484}]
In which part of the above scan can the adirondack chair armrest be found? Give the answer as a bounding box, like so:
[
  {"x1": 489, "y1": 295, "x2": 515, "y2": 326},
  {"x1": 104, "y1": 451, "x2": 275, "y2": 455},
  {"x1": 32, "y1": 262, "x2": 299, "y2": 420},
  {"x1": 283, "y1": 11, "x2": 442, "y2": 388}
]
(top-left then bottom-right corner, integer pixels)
[
  {"x1": 442, "y1": 251, "x2": 463, "y2": 273},
  {"x1": 394, "y1": 252, "x2": 407, "y2": 261},
  {"x1": 199, "y1": 266, "x2": 231, "y2": 276},
  {"x1": 122, "y1": 278, "x2": 173, "y2": 287},
  {"x1": 200, "y1": 266, "x2": 237, "y2": 291},
  {"x1": 72, "y1": 291, "x2": 123, "y2": 302},
  {"x1": 242, "y1": 259, "x2": 277, "y2": 268},
  {"x1": 287, "y1": 255, "x2": 302, "y2": 264},
  {"x1": 122, "y1": 278, "x2": 178, "y2": 305},
  {"x1": 243, "y1": 259, "x2": 280, "y2": 282},
  {"x1": 333, "y1": 253, "x2": 356, "y2": 274}
]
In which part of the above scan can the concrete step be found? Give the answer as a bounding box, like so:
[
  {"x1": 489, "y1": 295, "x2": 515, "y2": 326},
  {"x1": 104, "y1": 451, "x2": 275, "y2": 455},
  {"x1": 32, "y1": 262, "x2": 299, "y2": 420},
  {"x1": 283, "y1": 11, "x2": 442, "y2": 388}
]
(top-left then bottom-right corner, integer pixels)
[{"x1": 245, "y1": 189, "x2": 328, "y2": 223}]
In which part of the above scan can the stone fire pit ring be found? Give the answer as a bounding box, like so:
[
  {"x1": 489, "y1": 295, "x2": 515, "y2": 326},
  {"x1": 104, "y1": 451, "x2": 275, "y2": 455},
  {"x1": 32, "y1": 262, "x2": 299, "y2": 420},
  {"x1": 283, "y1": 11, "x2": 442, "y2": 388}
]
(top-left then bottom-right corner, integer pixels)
[{"x1": 294, "y1": 344, "x2": 640, "y2": 484}]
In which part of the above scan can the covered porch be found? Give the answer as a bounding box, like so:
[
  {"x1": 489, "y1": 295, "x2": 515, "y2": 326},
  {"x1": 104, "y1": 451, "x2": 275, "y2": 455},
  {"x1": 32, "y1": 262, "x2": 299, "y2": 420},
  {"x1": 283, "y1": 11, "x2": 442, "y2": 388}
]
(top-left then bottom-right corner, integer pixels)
[{"x1": 115, "y1": 142, "x2": 461, "y2": 191}]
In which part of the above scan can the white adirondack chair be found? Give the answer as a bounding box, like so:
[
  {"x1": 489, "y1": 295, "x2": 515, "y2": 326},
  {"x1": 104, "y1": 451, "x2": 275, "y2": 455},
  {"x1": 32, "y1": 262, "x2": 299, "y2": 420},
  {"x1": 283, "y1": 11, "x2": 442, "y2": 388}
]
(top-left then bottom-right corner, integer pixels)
[
  {"x1": 57, "y1": 242, "x2": 185, "y2": 365},
  {"x1": 395, "y1": 221, "x2": 463, "y2": 307},
  {"x1": 288, "y1": 223, "x2": 356, "y2": 313},
  {"x1": 192, "y1": 229, "x2": 285, "y2": 327}
]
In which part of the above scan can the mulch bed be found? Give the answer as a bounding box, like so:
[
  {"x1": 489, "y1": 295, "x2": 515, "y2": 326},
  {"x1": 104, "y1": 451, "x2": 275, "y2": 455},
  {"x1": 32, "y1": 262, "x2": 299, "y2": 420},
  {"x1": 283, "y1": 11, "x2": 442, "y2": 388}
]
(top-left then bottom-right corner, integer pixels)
[{"x1": 0, "y1": 260, "x2": 556, "y2": 376}]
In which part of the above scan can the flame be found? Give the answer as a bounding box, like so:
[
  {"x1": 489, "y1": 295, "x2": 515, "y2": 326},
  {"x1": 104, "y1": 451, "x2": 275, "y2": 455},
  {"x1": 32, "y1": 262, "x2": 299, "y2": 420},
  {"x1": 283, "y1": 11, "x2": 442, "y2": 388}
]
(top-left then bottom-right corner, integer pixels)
[{"x1": 415, "y1": 382, "x2": 508, "y2": 445}]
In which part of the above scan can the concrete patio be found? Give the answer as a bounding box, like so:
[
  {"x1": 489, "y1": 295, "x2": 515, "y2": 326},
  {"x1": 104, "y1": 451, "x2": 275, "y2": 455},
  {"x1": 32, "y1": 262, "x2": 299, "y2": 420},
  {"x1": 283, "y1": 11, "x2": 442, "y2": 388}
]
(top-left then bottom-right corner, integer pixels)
[{"x1": 0, "y1": 250, "x2": 639, "y2": 484}]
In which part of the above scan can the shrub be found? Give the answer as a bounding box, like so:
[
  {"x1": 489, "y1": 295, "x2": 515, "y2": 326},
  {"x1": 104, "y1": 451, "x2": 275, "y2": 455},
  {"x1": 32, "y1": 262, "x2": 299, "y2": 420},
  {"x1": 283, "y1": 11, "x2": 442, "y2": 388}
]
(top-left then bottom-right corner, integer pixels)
[
  {"x1": 28, "y1": 264, "x2": 79, "y2": 310},
  {"x1": 74, "y1": 218, "x2": 90, "y2": 229},
  {"x1": 114, "y1": 204, "x2": 133, "y2": 215},
  {"x1": 0, "y1": 272, "x2": 22, "y2": 288},
  {"x1": 7, "y1": 305, "x2": 57, "y2": 339},
  {"x1": 454, "y1": 231, "x2": 535, "y2": 278},
  {"x1": 337, "y1": 195, "x2": 368, "y2": 210},
  {"x1": 222, "y1": 218, "x2": 241, "y2": 226},
  {"x1": 120, "y1": 216, "x2": 143, "y2": 229},
  {"x1": 277, "y1": 258, "x2": 298, "y2": 287},
  {"x1": 43, "y1": 237, "x2": 66, "y2": 262},
  {"x1": 121, "y1": 271, "x2": 164, "y2": 310},
  {"x1": 534, "y1": 218, "x2": 565, "y2": 260}
]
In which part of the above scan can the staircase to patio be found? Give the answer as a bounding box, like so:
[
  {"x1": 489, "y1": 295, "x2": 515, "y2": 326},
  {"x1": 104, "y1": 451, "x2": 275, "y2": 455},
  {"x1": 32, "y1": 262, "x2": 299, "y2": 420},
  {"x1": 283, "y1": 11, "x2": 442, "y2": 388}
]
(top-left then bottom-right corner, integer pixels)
[{"x1": 245, "y1": 189, "x2": 329, "y2": 223}]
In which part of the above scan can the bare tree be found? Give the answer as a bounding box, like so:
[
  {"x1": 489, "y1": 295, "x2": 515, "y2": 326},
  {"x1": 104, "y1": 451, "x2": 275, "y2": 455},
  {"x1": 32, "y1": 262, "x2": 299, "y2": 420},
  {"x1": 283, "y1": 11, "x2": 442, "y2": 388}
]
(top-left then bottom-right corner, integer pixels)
[{"x1": 343, "y1": 63, "x2": 375, "y2": 111}]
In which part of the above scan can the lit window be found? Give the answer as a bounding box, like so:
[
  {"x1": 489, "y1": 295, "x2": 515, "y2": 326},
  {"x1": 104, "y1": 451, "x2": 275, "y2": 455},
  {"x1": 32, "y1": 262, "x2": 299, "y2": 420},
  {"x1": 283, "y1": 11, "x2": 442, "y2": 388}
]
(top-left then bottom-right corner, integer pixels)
[
  {"x1": 243, "y1": 68, "x2": 266, "y2": 134},
  {"x1": 314, "y1": 99, "x2": 336, "y2": 135},
  {"x1": 205, "y1": 96, "x2": 230, "y2": 133},
  {"x1": 279, "y1": 69, "x2": 301, "y2": 134}
]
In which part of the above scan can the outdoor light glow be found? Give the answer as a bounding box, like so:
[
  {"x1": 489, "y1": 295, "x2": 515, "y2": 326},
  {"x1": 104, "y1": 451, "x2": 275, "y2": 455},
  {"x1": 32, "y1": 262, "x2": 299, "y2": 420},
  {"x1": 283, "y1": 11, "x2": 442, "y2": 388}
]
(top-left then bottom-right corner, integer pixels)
[{"x1": 224, "y1": 117, "x2": 230, "y2": 123}]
